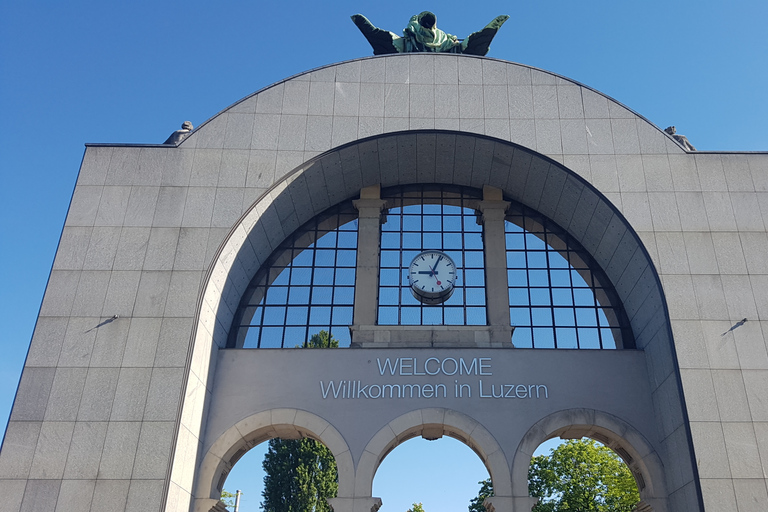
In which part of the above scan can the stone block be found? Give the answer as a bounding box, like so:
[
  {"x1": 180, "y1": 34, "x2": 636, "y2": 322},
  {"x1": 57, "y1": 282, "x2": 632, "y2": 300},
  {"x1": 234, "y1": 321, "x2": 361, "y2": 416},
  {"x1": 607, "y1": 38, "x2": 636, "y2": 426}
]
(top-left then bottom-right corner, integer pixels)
[
  {"x1": 331, "y1": 116, "x2": 359, "y2": 148},
  {"x1": 39, "y1": 270, "x2": 79, "y2": 317},
  {"x1": 125, "y1": 479, "x2": 165, "y2": 512},
  {"x1": 459, "y1": 84, "x2": 483, "y2": 118},
  {"x1": 20, "y1": 479, "x2": 60, "y2": 512},
  {"x1": 530, "y1": 84, "x2": 557, "y2": 119},
  {"x1": 585, "y1": 118, "x2": 614, "y2": 155},
  {"x1": 29, "y1": 421, "x2": 74, "y2": 479},
  {"x1": 78, "y1": 146, "x2": 113, "y2": 186},
  {"x1": 97, "y1": 421, "x2": 141, "y2": 479},
  {"x1": 743, "y1": 370, "x2": 768, "y2": 421},
  {"x1": 92, "y1": 479, "x2": 130, "y2": 512},
  {"x1": 741, "y1": 232, "x2": 768, "y2": 274},
  {"x1": 110, "y1": 368, "x2": 152, "y2": 421},
  {"x1": 53, "y1": 226, "x2": 91, "y2": 270},
  {"x1": 457, "y1": 56, "x2": 482, "y2": 85},
  {"x1": 144, "y1": 368, "x2": 184, "y2": 421},
  {"x1": 124, "y1": 186, "x2": 161, "y2": 226},
  {"x1": 25, "y1": 317, "x2": 68, "y2": 368},
  {"x1": 702, "y1": 191, "x2": 737, "y2": 231},
  {"x1": 62, "y1": 421, "x2": 107, "y2": 479},
  {"x1": 66, "y1": 186, "x2": 102, "y2": 226},
  {"x1": 106, "y1": 147, "x2": 140, "y2": 186},
  {"x1": 44, "y1": 367, "x2": 87, "y2": 421},
  {"x1": 732, "y1": 478, "x2": 768, "y2": 512},
  {"x1": 534, "y1": 119, "x2": 562, "y2": 154},
  {"x1": 610, "y1": 118, "x2": 641, "y2": 154},
  {"x1": 0, "y1": 479, "x2": 27, "y2": 512},
  {"x1": 0, "y1": 421, "x2": 42, "y2": 478},
  {"x1": 89, "y1": 317, "x2": 130, "y2": 367},
  {"x1": 508, "y1": 85, "x2": 533, "y2": 119},
  {"x1": 133, "y1": 271, "x2": 172, "y2": 317},
  {"x1": 95, "y1": 185, "x2": 131, "y2": 226},
  {"x1": 699, "y1": 478, "x2": 737, "y2": 512},
  {"x1": 133, "y1": 422, "x2": 176, "y2": 479},
  {"x1": 672, "y1": 321, "x2": 710, "y2": 369},
  {"x1": 361, "y1": 58, "x2": 385, "y2": 83},
  {"x1": 77, "y1": 368, "x2": 118, "y2": 421},
  {"x1": 10, "y1": 368, "x2": 55, "y2": 421},
  {"x1": 680, "y1": 369, "x2": 720, "y2": 422},
  {"x1": 689, "y1": 421, "x2": 731, "y2": 478},
  {"x1": 55, "y1": 479, "x2": 96, "y2": 512},
  {"x1": 152, "y1": 186, "x2": 189, "y2": 228},
  {"x1": 733, "y1": 192, "x2": 767, "y2": 231}
]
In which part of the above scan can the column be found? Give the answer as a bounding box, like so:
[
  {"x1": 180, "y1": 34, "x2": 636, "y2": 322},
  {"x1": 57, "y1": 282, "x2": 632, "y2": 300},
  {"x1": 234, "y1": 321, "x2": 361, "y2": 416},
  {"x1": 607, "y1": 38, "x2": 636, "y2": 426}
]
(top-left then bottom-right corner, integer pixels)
[
  {"x1": 352, "y1": 185, "x2": 387, "y2": 328},
  {"x1": 477, "y1": 185, "x2": 514, "y2": 345}
]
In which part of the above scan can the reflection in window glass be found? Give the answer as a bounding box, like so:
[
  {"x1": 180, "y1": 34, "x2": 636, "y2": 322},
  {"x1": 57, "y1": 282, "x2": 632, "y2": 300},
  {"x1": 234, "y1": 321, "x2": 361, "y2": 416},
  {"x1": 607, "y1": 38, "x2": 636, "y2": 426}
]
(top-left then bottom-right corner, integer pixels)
[
  {"x1": 378, "y1": 185, "x2": 486, "y2": 326},
  {"x1": 230, "y1": 202, "x2": 358, "y2": 348},
  {"x1": 505, "y1": 203, "x2": 632, "y2": 349},
  {"x1": 230, "y1": 186, "x2": 632, "y2": 351}
]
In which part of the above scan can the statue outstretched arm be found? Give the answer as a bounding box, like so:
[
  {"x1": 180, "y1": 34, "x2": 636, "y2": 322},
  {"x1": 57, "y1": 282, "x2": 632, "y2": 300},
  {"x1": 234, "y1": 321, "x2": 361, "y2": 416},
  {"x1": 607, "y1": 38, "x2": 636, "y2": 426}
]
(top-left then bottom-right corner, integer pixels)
[
  {"x1": 462, "y1": 15, "x2": 510, "y2": 56},
  {"x1": 351, "y1": 14, "x2": 399, "y2": 55}
]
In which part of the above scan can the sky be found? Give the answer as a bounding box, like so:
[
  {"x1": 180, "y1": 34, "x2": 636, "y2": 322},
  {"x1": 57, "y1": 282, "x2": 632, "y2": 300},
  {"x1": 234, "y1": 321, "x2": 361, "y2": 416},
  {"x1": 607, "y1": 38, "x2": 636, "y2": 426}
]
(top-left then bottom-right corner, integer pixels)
[{"x1": 1, "y1": 1, "x2": 766, "y2": 511}]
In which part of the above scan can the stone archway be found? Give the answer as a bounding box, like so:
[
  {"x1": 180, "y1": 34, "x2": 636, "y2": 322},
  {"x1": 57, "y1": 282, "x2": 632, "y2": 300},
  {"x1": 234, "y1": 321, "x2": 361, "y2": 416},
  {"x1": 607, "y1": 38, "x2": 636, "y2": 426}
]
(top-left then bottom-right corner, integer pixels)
[
  {"x1": 511, "y1": 409, "x2": 668, "y2": 512},
  {"x1": 352, "y1": 408, "x2": 512, "y2": 508},
  {"x1": 194, "y1": 409, "x2": 355, "y2": 512},
  {"x1": 174, "y1": 130, "x2": 696, "y2": 511}
]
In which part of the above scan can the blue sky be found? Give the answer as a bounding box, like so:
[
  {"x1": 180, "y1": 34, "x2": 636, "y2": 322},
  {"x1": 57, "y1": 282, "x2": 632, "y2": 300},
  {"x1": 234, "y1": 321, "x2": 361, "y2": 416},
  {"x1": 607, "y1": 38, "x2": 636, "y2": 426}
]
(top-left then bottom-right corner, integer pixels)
[{"x1": 1, "y1": 1, "x2": 766, "y2": 511}]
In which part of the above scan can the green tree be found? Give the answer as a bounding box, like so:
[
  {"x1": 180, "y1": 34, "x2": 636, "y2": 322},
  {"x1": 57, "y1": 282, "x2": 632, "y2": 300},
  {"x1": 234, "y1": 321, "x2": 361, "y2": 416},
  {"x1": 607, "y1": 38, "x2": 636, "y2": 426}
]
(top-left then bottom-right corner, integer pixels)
[
  {"x1": 407, "y1": 503, "x2": 425, "y2": 512},
  {"x1": 220, "y1": 490, "x2": 237, "y2": 509},
  {"x1": 468, "y1": 479, "x2": 493, "y2": 512},
  {"x1": 468, "y1": 440, "x2": 639, "y2": 512},
  {"x1": 261, "y1": 331, "x2": 339, "y2": 512},
  {"x1": 528, "y1": 439, "x2": 640, "y2": 512}
]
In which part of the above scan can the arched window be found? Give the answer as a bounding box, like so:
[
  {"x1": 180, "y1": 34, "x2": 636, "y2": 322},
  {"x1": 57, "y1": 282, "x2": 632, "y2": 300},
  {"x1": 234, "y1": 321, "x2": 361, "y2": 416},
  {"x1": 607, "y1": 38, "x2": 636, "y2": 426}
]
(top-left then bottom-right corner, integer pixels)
[
  {"x1": 229, "y1": 185, "x2": 632, "y2": 349},
  {"x1": 378, "y1": 185, "x2": 487, "y2": 326},
  {"x1": 230, "y1": 202, "x2": 358, "y2": 348}
]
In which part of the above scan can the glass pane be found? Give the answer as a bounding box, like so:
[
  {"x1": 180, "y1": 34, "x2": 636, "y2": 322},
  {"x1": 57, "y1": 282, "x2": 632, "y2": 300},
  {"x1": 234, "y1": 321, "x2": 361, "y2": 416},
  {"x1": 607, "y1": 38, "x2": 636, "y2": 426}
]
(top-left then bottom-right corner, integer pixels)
[
  {"x1": 513, "y1": 327, "x2": 533, "y2": 348},
  {"x1": 260, "y1": 327, "x2": 284, "y2": 348},
  {"x1": 556, "y1": 328, "x2": 578, "y2": 349}
]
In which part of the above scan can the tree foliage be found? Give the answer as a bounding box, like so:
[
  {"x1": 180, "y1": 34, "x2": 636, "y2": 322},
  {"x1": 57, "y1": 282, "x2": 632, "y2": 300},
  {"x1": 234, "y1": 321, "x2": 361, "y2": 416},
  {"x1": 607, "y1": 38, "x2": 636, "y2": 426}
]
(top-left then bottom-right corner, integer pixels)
[
  {"x1": 261, "y1": 331, "x2": 339, "y2": 512},
  {"x1": 261, "y1": 437, "x2": 338, "y2": 512},
  {"x1": 468, "y1": 440, "x2": 640, "y2": 512},
  {"x1": 220, "y1": 490, "x2": 237, "y2": 509},
  {"x1": 407, "y1": 503, "x2": 425, "y2": 512},
  {"x1": 528, "y1": 439, "x2": 640, "y2": 512},
  {"x1": 468, "y1": 479, "x2": 494, "y2": 512}
]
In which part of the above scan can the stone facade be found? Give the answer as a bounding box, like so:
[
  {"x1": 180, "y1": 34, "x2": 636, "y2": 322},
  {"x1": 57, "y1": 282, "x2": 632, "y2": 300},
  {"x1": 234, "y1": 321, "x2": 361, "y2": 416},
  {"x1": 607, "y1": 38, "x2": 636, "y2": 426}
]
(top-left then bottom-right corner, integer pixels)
[{"x1": 2, "y1": 53, "x2": 768, "y2": 512}]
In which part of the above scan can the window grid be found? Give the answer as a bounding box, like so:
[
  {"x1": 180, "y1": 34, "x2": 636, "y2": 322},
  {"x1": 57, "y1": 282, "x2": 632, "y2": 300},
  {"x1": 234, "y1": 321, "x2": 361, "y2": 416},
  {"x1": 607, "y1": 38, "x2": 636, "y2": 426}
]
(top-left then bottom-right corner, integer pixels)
[
  {"x1": 229, "y1": 202, "x2": 358, "y2": 348},
  {"x1": 378, "y1": 185, "x2": 487, "y2": 326},
  {"x1": 506, "y1": 205, "x2": 629, "y2": 349}
]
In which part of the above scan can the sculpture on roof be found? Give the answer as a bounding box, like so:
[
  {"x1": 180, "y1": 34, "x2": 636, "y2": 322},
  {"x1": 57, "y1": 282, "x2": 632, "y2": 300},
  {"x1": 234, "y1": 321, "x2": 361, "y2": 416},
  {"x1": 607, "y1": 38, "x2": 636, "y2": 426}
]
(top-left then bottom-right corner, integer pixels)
[
  {"x1": 351, "y1": 12, "x2": 509, "y2": 56},
  {"x1": 664, "y1": 126, "x2": 696, "y2": 151},
  {"x1": 163, "y1": 121, "x2": 193, "y2": 145}
]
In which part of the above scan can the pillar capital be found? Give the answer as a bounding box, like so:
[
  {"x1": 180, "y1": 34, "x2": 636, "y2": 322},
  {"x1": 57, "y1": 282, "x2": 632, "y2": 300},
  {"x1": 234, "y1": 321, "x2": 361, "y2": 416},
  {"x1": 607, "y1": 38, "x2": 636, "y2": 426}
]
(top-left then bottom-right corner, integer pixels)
[
  {"x1": 327, "y1": 497, "x2": 382, "y2": 512},
  {"x1": 483, "y1": 496, "x2": 539, "y2": 512}
]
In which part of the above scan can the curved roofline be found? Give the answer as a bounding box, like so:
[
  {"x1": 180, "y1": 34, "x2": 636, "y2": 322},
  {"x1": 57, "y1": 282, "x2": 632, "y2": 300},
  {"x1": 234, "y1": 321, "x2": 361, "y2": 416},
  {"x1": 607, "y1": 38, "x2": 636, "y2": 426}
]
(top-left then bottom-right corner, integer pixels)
[{"x1": 83, "y1": 54, "x2": 767, "y2": 154}]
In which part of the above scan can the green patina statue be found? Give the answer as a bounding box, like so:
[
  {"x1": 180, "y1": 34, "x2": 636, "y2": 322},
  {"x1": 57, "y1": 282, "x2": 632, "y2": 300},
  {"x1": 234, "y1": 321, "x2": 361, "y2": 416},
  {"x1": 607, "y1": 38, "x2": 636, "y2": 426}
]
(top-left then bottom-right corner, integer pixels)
[{"x1": 351, "y1": 12, "x2": 509, "y2": 56}]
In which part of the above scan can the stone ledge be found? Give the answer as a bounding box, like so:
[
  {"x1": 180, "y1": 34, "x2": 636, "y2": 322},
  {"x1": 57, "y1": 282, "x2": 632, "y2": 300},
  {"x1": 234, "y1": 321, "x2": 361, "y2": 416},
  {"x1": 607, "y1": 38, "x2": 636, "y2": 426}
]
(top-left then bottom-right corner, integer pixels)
[{"x1": 349, "y1": 325, "x2": 514, "y2": 347}]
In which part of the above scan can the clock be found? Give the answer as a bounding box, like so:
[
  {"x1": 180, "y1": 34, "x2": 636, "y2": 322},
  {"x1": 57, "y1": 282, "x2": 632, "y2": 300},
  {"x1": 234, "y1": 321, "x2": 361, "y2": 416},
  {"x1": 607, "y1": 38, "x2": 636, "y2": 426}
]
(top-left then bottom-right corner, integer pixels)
[{"x1": 408, "y1": 250, "x2": 457, "y2": 305}]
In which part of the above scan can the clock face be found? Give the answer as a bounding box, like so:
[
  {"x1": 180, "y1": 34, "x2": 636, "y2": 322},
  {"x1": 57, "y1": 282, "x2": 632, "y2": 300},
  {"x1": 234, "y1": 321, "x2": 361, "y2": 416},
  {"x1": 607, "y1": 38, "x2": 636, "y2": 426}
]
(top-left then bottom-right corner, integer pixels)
[{"x1": 408, "y1": 250, "x2": 457, "y2": 305}]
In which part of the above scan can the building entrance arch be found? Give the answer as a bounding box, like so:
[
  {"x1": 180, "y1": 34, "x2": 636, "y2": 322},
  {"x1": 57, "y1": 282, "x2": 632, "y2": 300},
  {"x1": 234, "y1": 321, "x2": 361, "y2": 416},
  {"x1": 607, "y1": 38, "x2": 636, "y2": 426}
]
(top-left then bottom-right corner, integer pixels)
[
  {"x1": 194, "y1": 409, "x2": 354, "y2": 512},
  {"x1": 354, "y1": 408, "x2": 512, "y2": 499},
  {"x1": 512, "y1": 409, "x2": 668, "y2": 512},
  {"x1": 173, "y1": 129, "x2": 698, "y2": 512}
]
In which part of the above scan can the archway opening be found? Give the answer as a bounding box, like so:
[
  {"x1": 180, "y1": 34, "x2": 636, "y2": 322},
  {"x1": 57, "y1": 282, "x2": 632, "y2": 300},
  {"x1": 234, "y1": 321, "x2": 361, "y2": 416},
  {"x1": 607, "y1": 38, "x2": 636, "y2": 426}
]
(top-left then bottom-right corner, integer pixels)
[
  {"x1": 525, "y1": 436, "x2": 643, "y2": 512},
  {"x1": 373, "y1": 436, "x2": 490, "y2": 512},
  {"x1": 217, "y1": 437, "x2": 339, "y2": 512}
]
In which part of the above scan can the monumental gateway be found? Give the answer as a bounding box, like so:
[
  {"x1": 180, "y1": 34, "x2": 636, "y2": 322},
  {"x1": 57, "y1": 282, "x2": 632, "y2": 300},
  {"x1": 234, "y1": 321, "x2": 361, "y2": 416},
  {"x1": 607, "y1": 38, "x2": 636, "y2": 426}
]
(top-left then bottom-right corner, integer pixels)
[{"x1": 1, "y1": 50, "x2": 768, "y2": 512}]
